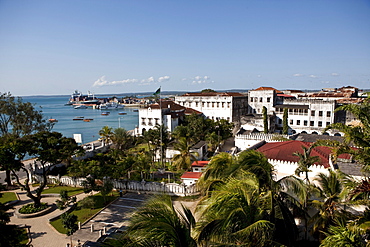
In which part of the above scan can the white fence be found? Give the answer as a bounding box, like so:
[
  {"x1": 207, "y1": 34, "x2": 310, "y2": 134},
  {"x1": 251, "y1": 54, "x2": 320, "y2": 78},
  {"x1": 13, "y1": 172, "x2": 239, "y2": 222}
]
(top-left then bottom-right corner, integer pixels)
[{"x1": 35, "y1": 175, "x2": 199, "y2": 197}]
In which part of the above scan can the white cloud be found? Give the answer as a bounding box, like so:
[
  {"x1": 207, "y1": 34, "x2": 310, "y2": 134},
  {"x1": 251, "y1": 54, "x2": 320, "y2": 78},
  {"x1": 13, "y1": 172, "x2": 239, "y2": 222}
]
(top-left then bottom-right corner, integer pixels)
[
  {"x1": 257, "y1": 75, "x2": 262, "y2": 78},
  {"x1": 190, "y1": 76, "x2": 212, "y2": 84},
  {"x1": 321, "y1": 81, "x2": 330, "y2": 84},
  {"x1": 331, "y1": 73, "x2": 339, "y2": 76},
  {"x1": 309, "y1": 75, "x2": 317, "y2": 78},
  {"x1": 158, "y1": 76, "x2": 170, "y2": 82},
  {"x1": 293, "y1": 73, "x2": 304, "y2": 77},
  {"x1": 93, "y1": 75, "x2": 170, "y2": 87}
]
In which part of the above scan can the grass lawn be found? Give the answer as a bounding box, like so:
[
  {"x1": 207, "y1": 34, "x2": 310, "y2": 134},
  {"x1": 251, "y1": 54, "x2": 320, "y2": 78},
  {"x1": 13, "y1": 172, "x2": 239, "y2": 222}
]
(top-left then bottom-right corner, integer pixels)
[
  {"x1": 41, "y1": 186, "x2": 84, "y2": 196},
  {"x1": 0, "y1": 192, "x2": 18, "y2": 204},
  {"x1": 50, "y1": 192, "x2": 119, "y2": 234}
]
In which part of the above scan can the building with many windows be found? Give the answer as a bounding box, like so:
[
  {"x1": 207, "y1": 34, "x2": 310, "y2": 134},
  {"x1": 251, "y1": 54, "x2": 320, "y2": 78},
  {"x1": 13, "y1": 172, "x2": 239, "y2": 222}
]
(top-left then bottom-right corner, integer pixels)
[{"x1": 175, "y1": 92, "x2": 248, "y2": 122}]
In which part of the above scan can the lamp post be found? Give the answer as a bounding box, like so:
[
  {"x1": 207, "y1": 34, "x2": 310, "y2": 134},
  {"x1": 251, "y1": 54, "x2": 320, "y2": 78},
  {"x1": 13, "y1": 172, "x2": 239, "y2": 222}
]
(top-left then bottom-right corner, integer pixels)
[{"x1": 118, "y1": 117, "x2": 123, "y2": 128}]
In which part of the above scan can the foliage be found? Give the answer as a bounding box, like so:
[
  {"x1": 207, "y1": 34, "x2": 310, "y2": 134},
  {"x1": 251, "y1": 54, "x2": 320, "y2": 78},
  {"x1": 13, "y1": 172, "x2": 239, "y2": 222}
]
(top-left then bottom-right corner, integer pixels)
[
  {"x1": 126, "y1": 194, "x2": 197, "y2": 246},
  {"x1": 200, "y1": 89, "x2": 216, "y2": 93},
  {"x1": 294, "y1": 144, "x2": 320, "y2": 182},
  {"x1": 56, "y1": 189, "x2": 77, "y2": 210},
  {"x1": 18, "y1": 202, "x2": 48, "y2": 214},
  {"x1": 100, "y1": 179, "x2": 114, "y2": 204},
  {"x1": 0, "y1": 224, "x2": 27, "y2": 247},
  {"x1": 263, "y1": 106, "x2": 268, "y2": 133},
  {"x1": 283, "y1": 108, "x2": 288, "y2": 135},
  {"x1": 99, "y1": 125, "x2": 113, "y2": 146},
  {"x1": 61, "y1": 212, "x2": 78, "y2": 236},
  {"x1": 172, "y1": 137, "x2": 198, "y2": 171}
]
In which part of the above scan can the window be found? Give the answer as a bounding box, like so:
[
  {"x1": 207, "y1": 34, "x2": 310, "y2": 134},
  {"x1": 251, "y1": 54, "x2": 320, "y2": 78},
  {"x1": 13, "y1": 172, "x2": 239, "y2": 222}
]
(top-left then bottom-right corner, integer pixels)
[
  {"x1": 318, "y1": 121, "x2": 322, "y2": 127},
  {"x1": 279, "y1": 119, "x2": 282, "y2": 124},
  {"x1": 207, "y1": 102, "x2": 210, "y2": 107},
  {"x1": 251, "y1": 98, "x2": 254, "y2": 102},
  {"x1": 212, "y1": 102, "x2": 214, "y2": 107},
  {"x1": 148, "y1": 118, "x2": 153, "y2": 126},
  {"x1": 259, "y1": 97, "x2": 263, "y2": 102},
  {"x1": 311, "y1": 110, "x2": 315, "y2": 116},
  {"x1": 217, "y1": 102, "x2": 220, "y2": 108},
  {"x1": 304, "y1": 120, "x2": 308, "y2": 126},
  {"x1": 319, "y1": 111, "x2": 323, "y2": 117},
  {"x1": 195, "y1": 102, "x2": 198, "y2": 107},
  {"x1": 310, "y1": 121, "x2": 314, "y2": 126},
  {"x1": 202, "y1": 102, "x2": 205, "y2": 107},
  {"x1": 327, "y1": 111, "x2": 331, "y2": 117},
  {"x1": 297, "y1": 120, "x2": 300, "y2": 125},
  {"x1": 141, "y1": 118, "x2": 146, "y2": 125},
  {"x1": 267, "y1": 97, "x2": 271, "y2": 103},
  {"x1": 290, "y1": 119, "x2": 293, "y2": 125},
  {"x1": 326, "y1": 122, "x2": 330, "y2": 127},
  {"x1": 222, "y1": 102, "x2": 225, "y2": 107}
]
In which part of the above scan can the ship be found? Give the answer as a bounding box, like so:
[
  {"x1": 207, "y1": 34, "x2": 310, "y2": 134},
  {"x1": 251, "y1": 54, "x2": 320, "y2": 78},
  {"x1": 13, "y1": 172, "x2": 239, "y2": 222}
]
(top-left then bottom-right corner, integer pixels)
[{"x1": 66, "y1": 90, "x2": 100, "y2": 106}]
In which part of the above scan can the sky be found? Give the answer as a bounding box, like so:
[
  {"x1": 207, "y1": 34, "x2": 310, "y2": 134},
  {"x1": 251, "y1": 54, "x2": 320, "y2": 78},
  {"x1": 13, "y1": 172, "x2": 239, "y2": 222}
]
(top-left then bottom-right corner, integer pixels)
[{"x1": 0, "y1": 0, "x2": 369, "y2": 96}]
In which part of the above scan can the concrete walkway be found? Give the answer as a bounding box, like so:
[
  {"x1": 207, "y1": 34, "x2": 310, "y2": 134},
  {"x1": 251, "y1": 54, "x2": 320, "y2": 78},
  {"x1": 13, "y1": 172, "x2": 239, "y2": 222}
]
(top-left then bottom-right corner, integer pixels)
[{"x1": 7, "y1": 185, "x2": 93, "y2": 247}]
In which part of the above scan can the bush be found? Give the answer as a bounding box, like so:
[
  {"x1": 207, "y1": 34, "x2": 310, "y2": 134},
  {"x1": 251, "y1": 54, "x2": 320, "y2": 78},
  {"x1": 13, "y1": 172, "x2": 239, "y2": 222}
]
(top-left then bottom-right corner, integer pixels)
[{"x1": 19, "y1": 203, "x2": 48, "y2": 214}]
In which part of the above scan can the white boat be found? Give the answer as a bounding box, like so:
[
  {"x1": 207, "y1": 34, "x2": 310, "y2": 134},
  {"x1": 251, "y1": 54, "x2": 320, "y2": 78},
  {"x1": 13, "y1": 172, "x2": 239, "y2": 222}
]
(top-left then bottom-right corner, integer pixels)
[
  {"x1": 74, "y1": 105, "x2": 88, "y2": 109},
  {"x1": 98, "y1": 102, "x2": 125, "y2": 110}
]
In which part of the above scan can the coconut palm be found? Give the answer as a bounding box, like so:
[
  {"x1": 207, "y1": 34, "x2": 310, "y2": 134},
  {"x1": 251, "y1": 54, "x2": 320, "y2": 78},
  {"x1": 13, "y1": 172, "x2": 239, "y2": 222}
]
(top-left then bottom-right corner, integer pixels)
[
  {"x1": 326, "y1": 96, "x2": 370, "y2": 172},
  {"x1": 294, "y1": 144, "x2": 320, "y2": 183},
  {"x1": 111, "y1": 127, "x2": 133, "y2": 151},
  {"x1": 125, "y1": 195, "x2": 197, "y2": 247},
  {"x1": 99, "y1": 125, "x2": 113, "y2": 146},
  {"x1": 310, "y1": 170, "x2": 353, "y2": 240},
  {"x1": 172, "y1": 137, "x2": 198, "y2": 171},
  {"x1": 195, "y1": 171, "x2": 275, "y2": 246}
]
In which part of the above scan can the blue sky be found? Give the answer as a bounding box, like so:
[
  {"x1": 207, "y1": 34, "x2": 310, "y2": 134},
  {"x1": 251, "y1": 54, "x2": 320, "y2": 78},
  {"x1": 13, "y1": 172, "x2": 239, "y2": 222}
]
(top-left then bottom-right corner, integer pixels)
[{"x1": 0, "y1": 0, "x2": 369, "y2": 96}]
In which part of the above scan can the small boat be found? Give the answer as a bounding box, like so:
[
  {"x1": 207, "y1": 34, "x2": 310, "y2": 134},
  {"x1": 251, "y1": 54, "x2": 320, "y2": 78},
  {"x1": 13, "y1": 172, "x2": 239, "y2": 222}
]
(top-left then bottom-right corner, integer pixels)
[
  {"x1": 48, "y1": 118, "x2": 58, "y2": 123},
  {"x1": 101, "y1": 112, "x2": 110, "y2": 115},
  {"x1": 83, "y1": 119, "x2": 93, "y2": 122},
  {"x1": 74, "y1": 105, "x2": 88, "y2": 109},
  {"x1": 118, "y1": 112, "x2": 127, "y2": 115},
  {"x1": 73, "y1": 116, "x2": 85, "y2": 120}
]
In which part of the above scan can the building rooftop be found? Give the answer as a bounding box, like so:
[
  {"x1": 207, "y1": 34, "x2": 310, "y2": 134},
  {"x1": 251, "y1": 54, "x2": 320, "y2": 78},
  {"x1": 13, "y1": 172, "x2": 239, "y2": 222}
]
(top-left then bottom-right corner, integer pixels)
[
  {"x1": 180, "y1": 92, "x2": 245, "y2": 97},
  {"x1": 191, "y1": 160, "x2": 209, "y2": 167},
  {"x1": 252, "y1": 87, "x2": 283, "y2": 93},
  {"x1": 181, "y1": 172, "x2": 203, "y2": 179}
]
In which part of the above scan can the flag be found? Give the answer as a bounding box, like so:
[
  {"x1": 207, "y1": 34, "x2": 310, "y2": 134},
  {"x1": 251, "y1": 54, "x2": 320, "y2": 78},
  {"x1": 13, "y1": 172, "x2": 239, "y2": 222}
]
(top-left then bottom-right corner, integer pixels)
[{"x1": 153, "y1": 87, "x2": 161, "y2": 95}]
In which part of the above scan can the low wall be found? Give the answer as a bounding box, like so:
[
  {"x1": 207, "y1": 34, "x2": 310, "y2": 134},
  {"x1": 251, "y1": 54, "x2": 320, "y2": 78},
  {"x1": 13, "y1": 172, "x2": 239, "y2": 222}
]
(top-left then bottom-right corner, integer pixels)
[{"x1": 35, "y1": 175, "x2": 199, "y2": 197}]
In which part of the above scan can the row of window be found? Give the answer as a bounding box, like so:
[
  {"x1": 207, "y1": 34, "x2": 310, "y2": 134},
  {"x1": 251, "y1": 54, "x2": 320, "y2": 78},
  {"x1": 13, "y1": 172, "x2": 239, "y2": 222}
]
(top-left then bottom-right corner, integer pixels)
[
  {"x1": 250, "y1": 97, "x2": 271, "y2": 103},
  {"x1": 179, "y1": 101, "x2": 231, "y2": 108},
  {"x1": 275, "y1": 108, "x2": 332, "y2": 117},
  {"x1": 141, "y1": 117, "x2": 160, "y2": 126},
  {"x1": 279, "y1": 119, "x2": 331, "y2": 127}
]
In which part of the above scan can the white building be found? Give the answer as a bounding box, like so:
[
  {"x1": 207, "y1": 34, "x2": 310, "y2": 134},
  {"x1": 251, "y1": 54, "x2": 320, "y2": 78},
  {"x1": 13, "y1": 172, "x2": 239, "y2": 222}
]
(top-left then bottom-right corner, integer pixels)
[
  {"x1": 137, "y1": 100, "x2": 201, "y2": 135},
  {"x1": 175, "y1": 92, "x2": 248, "y2": 122}
]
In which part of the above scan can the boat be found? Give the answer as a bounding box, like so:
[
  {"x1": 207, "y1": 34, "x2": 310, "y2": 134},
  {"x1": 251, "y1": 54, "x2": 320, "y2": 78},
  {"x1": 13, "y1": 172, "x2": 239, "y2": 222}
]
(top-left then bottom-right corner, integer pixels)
[
  {"x1": 66, "y1": 90, "x2": 100, "y2": 106},
  {"x1": 101, "y1": 112, "x2": 110, "y2": 115},
  {"x1": 73, "y1": 116, "x2": 85, "y2": 120},
  {"x1": 83, "y1": 119, "x2": 94, "y2": 122},
  {"x1": 48, "y1": 118, "x2": 58, "y2": 123},
  {"x1": 74, "y1": 105, "x2": 88, "y2": 109},
  {"x1": 98, "y1": 102, "x2": 125, "y2": 110},
  {"x1": 118, "y1": 112, "x2": 127, "y2": 115}
]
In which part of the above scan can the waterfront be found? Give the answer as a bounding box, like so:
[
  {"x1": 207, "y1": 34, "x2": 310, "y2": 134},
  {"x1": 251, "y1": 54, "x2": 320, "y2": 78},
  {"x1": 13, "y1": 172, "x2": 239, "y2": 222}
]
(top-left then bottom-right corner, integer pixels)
[{"x1": 23, "y1": 95, "x2": 139, "y2": 144}]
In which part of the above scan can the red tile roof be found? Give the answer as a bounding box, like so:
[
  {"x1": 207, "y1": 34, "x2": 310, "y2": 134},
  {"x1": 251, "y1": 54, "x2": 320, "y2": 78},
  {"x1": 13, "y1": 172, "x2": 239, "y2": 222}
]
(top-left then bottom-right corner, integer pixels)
[
  {"x1": 257, "y1": 140, "x2": 352, "y2": 169},
  {"x1": 253, "y1": 87, "x2": 283, "y2": 93},
  {"x1": 181, "y1": 172, "x2": 202, "y2": 179},
  {"x1": 191, "y1": 161, "x2": 210, "y2": 167},
  {"x1": 148, "y1": 100, "x2": 185, "y2": 110}
]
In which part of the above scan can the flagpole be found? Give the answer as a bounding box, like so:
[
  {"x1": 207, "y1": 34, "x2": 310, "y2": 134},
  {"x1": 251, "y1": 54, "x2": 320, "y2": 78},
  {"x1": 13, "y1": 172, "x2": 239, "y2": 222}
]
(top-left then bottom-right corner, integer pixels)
[{"x1": 159, "y1": 86, "x2": 163, "y2": 168}]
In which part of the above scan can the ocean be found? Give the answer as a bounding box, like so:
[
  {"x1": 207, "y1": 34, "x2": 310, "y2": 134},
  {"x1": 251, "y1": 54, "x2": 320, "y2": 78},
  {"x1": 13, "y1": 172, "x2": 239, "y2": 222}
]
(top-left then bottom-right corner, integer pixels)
[{"x1": 23, "y1": 95, "x2": 139, "y2": 144}]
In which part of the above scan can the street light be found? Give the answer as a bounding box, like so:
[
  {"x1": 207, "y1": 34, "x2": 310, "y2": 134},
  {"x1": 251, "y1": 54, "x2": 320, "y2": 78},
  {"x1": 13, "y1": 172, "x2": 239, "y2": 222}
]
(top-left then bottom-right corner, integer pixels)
[{"x1": 118, "y1": 117, "x2": 124, "y2": 128}]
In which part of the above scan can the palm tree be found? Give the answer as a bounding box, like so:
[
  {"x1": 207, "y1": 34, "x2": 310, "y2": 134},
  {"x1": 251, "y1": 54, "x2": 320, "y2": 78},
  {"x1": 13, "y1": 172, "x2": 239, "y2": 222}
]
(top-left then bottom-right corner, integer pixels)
[
  {"x1": 310, "y1": 170, "x2": 353, "y2": 240},
  {"x1": 111, "y1": 127, "x2": 132, "y2": 151},
  {"x1": 99, "y1": 125, "x2": 113, "y2": 146},
  {"x1": 326, "y1": 96, "x2": 370, "y2": 172},
  {"x1": 125, "y1": 195, "x2": 197, "y2": 247},
  {"x1": 172, "y1": 137, "x2": 198, "y2": 171},
  {"x1": 196, "y1": 171, "x2": 275, "y2": 246},
  {"x1": 293, "y1": 144, "x2": 320, "y2": 183},
  {"x1": 197, "y1": 152, "x2": 234, "y2": 195}
]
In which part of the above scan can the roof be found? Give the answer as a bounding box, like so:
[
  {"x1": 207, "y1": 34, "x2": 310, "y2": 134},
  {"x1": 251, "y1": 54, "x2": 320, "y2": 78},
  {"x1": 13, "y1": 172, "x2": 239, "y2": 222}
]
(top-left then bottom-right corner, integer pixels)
[
  {"x1": 191, "y1": 161, "x2": 210, "y2": 167},
  {"x1": 292, "y1": 133, "x2": 344, "y2": 143},
  {"x1": 184, "y1": 107, "x2": 203, "y2": 115},
  {"x1": 257, "y1": 140, "x2": 351, "y2": 169},
  {"x1": 180, "y1": 92, "x2": 245, "y2": 97},
  {"x1": 148, "y1": 100, "x2": 185, "y2": 111},
  {"x1": 192, "y1": 141, "x2": 207, "y2": 149},
  {"x1": 277, "y1": 94, "x2": 296, "y2": 98},
  {"x1": 252, "y1": 87, "x2": 283, "y2": 93},
  {"x1": 181, "y1": 172, "x2": 202, "y2": 179}
]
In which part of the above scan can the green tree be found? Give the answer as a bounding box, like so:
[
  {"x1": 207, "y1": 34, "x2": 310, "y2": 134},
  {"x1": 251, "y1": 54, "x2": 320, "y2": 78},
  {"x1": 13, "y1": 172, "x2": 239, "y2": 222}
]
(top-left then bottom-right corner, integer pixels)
[
  {"x1": 263, "y1": 106, "x2": 268, "y2": 133},
  {"x1": 99, "y1": 125, "x2": 113, "y2": 146},
  {"x1": 111, "y1": 127, "x2": 133, "y2": 152},
  {"x1": 294, "y1": 144, "x2": 320, "y2": 183},
  {"x1": 326, "y1": 97, "x2": 370, "y2": 173},
  {"x1": 172, "y1": 137, "x2": 198, "y2": 171},
  {"x1": 200, "y1": 89, "x2": 216, "y2": 93},
  {"x1": 126, "y1": 195, "x2": 197, "y2": 247},
  {"x1": 61, "y1": 212, "x2": 78, "y2": 246},
  {"x1": 0, "y1": 92, "x2": 50, "y2": 186},
  {"x1": 283, "y1": 108, "x2": 289, "y2": 135},
  {"x1": 310, "y1": 170, "x2": 353, "y2": 240},
  {"x1": 100, "y1": 179, "x2": 113, "y2": 204},
  {"x1": 9, "y1": 131, "x2": 81, "y2": 208}
]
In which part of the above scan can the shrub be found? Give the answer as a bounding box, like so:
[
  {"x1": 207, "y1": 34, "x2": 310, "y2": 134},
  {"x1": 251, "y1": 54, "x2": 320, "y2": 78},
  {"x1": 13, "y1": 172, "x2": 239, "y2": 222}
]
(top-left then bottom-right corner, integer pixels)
[{"x1": 19, "y1": 203, "x2": 48, "y2": 214}]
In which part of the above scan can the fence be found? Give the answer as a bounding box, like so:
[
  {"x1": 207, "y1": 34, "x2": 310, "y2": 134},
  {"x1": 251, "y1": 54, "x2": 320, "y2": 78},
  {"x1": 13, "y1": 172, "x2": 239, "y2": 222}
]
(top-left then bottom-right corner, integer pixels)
[{"x1": 34, "y1": 175, "x2": 199, "y2": 197}]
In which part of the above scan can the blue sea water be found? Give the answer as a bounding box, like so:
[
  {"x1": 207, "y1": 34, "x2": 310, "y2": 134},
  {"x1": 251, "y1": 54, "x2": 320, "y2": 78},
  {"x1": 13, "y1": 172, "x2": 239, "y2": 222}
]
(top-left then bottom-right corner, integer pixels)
[{"x1": 23, "y1": 95, "x2": 139, "y2": 144}]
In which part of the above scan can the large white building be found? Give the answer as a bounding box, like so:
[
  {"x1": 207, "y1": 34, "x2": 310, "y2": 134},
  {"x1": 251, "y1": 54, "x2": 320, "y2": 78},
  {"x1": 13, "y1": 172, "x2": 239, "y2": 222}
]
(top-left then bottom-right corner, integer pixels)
[
  {"x1": 244, "y1": 86, "x2": 362, "y2": 135},
  {"x1": 175, "y1": 92, "x2": 248, "y2": 122}
]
